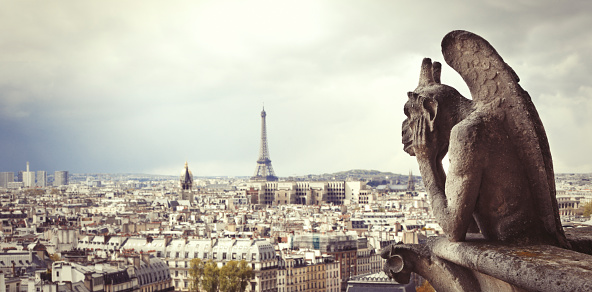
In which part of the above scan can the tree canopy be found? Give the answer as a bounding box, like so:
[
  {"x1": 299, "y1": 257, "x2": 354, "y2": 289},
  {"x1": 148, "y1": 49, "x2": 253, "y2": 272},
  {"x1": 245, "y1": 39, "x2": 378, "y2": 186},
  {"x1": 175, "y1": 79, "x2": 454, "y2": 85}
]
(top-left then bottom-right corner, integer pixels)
[
  {"x1": 582, "y1": 200, "x2": 592, "y2": 217},
  {"x1": 189, "y1": 258, "x2": 205, "y2": 292},
  {"x1": 189, "y1": 259, "x2": 253, "y2": 292},
  {"x1": 201, "y1": 260, "x2": 220, "y2": 292},
  {"x1": 220, "y1": 261, "x2": 240, "y2": 292}
]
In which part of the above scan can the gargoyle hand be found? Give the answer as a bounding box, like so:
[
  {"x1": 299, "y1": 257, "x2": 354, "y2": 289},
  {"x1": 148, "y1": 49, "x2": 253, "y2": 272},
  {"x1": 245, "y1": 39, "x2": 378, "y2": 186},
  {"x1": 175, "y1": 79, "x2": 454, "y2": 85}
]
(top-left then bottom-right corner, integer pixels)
[{"x1": 411, "y1": 114, "x2": 438, "y2": 160}]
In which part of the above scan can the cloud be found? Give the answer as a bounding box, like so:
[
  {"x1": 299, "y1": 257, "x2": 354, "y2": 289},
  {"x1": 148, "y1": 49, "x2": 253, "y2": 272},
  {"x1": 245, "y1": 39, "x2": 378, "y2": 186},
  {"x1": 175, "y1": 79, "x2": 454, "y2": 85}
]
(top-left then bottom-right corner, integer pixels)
[{"x1": 0, "y1": 0, "x2": 590, "y2": 176}]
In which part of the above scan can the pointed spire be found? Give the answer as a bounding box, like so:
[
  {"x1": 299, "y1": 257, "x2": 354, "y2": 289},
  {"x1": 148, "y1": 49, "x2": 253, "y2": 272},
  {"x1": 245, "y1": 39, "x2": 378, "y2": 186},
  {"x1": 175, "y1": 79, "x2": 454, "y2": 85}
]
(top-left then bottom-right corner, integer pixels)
[
  {"x1": 407, "y1": 170, "x2": 415, "y2": 192},
  {"x1": 252, "y1": 106, "x2": 277, "y2": 181},
  {"x1": 181, "y1": 162, "x2": 193, "y2": 191}
]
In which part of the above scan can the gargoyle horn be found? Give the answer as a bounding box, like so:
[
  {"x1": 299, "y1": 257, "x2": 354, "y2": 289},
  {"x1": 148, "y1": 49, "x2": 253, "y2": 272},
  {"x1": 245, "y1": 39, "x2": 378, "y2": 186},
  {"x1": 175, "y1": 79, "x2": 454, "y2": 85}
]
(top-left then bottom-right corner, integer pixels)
[
  {"x1": 418, "y1": 58, "x2": 435, "y2": 86},
  {"x1": 432, "y1": 61, "x2": 441, "y2": 84},
  {"x1": 418, "y1": 58, "x2": 442, "y2": 85}
]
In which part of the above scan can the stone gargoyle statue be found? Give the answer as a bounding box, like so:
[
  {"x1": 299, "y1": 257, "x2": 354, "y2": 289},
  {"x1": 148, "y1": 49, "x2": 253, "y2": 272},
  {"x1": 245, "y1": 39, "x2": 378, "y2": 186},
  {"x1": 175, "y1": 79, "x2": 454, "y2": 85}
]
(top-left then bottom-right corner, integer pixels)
[
  {"x1": 380, "y1": 30, "x2": 581, "y2": 291},
  {"x1": 401, "y1": 30, "x2": 569, "y2": 248}
]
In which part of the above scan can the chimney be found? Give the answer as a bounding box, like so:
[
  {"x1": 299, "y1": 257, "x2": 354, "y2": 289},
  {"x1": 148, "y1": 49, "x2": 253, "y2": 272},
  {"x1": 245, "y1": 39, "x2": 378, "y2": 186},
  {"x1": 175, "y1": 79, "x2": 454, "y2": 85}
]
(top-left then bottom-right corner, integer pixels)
[
  {"x1": 141, "y1": 253, "x2": 150, "y2": 265},
  {"x1": 133, "y1": 256, "x2": 141, "y2": 268}
]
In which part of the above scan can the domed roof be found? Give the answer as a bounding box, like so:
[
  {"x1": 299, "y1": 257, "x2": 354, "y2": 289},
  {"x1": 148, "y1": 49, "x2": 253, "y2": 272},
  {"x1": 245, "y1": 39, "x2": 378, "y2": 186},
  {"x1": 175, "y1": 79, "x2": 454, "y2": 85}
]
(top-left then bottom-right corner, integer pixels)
[{"x1": 181, "y1": 161, "x2": 193, "y2": 177}]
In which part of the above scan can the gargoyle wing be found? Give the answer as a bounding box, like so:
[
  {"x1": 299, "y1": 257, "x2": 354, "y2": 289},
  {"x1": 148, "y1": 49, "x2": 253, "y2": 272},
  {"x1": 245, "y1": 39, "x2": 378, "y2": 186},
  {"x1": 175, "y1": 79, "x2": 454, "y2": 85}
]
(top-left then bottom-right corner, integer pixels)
[{"x1": 441, "y1": 30, "x2": 569, "y2": 248}]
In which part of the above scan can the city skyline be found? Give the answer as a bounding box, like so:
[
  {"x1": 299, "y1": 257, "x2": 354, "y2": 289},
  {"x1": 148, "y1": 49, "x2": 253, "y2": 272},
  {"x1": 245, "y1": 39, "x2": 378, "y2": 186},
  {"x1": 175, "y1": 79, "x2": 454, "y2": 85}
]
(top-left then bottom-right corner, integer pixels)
[{"x1": 1, "y1": 1, "x2": 591, "y2": 176}]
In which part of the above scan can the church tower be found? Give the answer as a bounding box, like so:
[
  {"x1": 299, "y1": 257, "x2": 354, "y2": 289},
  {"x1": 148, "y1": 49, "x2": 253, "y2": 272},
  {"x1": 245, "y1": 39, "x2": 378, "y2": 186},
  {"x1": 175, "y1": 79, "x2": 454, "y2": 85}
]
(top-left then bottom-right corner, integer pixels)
[
  {"x1": 407, "y1": 170, "x2": 415, "y2": 192},
  {"x1": 180, "y1": 162, "x2": 194, "y2": 201}
]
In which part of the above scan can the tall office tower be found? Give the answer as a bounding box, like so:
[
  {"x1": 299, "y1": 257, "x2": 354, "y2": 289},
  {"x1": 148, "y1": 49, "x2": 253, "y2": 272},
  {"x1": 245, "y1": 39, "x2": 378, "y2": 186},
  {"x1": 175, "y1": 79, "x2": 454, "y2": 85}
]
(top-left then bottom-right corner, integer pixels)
[
  {"x1": 37, "y1": 171, "x2": 47, "y2": 187},
  {"x1": 0, "y1": 172, "x2": 14, "y2": 188},
  {"x1": 251, "y1": 107, "x2": 278, "y2": 181},
  {"x1": 180, "y1": 162, "x2": 194, "y2": 202},
  {"x1": 17, "y1": 171, "x2": 23, "y2": 182},
  {"x1": 22, "y1": 162, "x2": 36, "y2": 188},
  {"x1": 54, "y1": 171, "x2": 69, "y2": 186}
]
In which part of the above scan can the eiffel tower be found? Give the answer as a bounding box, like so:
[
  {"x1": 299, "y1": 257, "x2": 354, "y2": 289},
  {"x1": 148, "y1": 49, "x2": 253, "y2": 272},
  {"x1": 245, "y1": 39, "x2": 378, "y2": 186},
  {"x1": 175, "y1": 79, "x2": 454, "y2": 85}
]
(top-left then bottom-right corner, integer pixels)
[{"x1": 251, "y1": 107, "x2": 278, "y2": 181}]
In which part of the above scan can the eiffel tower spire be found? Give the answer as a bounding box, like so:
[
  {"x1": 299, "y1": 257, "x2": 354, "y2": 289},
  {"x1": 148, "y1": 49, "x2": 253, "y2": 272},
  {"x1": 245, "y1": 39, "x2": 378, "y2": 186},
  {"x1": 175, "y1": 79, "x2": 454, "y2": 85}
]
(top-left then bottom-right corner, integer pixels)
[{"x1": 251, "y1": 106, "x2": 278, "y2": 181}]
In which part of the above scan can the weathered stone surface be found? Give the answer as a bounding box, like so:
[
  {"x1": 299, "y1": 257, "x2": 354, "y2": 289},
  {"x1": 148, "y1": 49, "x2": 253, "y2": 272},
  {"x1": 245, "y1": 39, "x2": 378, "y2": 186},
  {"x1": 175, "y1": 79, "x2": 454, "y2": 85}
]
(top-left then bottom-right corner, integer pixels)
[
  {"x1": 431, "y1": 235, "x2": 592, "y2": 291},
  {"x1": 402, "y1": 30, "x2": 568, "y2": 248},
  {"x1": 388, "y1": 30, "x2": 592, "y2": 291},
  {"x1": 382, "y1": 231, "x2": 592, "y2": 292},
  {"x1": 565, "y1": 226, "x2": 592, "y2": 255},
  {"x1": 381, "y1": 241, "x2": 481, "y2": 291}
]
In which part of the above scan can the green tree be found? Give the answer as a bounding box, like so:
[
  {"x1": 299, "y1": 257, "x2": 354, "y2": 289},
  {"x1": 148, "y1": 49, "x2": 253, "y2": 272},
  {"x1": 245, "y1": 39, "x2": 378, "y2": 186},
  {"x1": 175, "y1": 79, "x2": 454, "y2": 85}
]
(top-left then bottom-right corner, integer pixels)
[
  {"x1": 219, "y1": 260, "x2": 254, "y2": 292},
  {"x1": 201, "y1": 260, "x2": 220, "y2": 292},
  {"x1": 237, "y1": 260, "x2": 254, "y2": 292},
  {"x1": 582, "y1": 200, "x2": 592, "y2": 217},
  {"x1": 220, "y1": 261, "x2": 240, "y2": 292},
  {"x1": 189, "y1": 258, "x2": 205, "y2": 292}
]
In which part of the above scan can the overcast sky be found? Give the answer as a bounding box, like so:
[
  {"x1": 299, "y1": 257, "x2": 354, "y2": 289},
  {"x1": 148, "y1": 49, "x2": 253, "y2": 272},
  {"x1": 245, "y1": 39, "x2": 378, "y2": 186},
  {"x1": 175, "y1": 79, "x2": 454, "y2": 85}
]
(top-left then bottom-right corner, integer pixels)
[{"x1": 1, "y1": 0, "x2": 590, "y2": 177}]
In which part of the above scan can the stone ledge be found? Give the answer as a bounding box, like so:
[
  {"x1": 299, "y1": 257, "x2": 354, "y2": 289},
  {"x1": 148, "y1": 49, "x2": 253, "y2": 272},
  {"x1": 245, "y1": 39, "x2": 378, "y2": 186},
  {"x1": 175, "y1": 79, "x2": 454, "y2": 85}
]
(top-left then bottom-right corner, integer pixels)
[
  {"x1": 382, "y1": 227, "x2": 592, "y2": 292},
  {"x1": 431, "y1": 236, "x2": 592, "y2": 291}
]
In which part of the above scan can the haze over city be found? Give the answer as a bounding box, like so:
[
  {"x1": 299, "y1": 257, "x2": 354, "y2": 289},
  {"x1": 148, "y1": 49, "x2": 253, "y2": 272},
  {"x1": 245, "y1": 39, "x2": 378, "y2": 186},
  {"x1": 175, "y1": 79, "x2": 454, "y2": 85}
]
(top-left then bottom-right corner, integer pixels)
[{"x1": 1, "y1": 0, "x2": 591, "y2": 176}]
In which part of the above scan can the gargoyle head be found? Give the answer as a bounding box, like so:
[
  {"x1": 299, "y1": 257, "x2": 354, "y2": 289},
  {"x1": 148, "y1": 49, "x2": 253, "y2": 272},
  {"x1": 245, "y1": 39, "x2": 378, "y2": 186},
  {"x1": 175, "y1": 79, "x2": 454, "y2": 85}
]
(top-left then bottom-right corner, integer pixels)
[{"x1": 402, "y1": 58, "x2": 471, "y2": 159}]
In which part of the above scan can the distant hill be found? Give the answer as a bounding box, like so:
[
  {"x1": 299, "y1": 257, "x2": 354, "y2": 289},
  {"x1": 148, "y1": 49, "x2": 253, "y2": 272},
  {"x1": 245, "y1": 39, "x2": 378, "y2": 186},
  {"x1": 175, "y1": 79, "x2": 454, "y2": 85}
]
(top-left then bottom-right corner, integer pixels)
[{"x1": 330, "y1": 169, "x2": 398, "y2": 177}]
